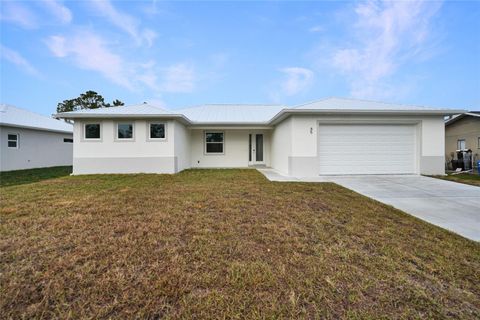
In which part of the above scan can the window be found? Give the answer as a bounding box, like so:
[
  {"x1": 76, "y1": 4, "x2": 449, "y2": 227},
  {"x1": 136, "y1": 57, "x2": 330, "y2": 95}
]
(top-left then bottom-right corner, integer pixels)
[
  {"x1": 85, "y1": 124, "x2": 101, "y2": 139},
  {"x1": 457, "y1": 139, "x2": 466, "y2": 150},
  {"x1": 205, "y1": 132, "x2": 224, "y2": 154},
  {"x1": 117, "y1": 123, "x2": 134, "y2": 139},
  {"x1": 64, "y1": 138, "x2": 73, "y2": 143},
  {"x1": 150, "y1": 123, "x2": 166, "y2": 139},
  {"x1": 7, "y1": 134, "x2": 18, "y2": 148},
  {"x1": 478, "y1": 137, "x2": 480, "y2": 149}
]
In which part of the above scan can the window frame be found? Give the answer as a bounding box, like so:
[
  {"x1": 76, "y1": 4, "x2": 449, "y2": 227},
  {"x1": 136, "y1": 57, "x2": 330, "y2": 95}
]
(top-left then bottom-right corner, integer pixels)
[
  {"x1": 457, "y1": 139, "x2": 466, "y2": 150},
  {"x1": 7, "y1": 133, "x2": 19, "y2": 149},
  {"x1": 148, "y1": 122, "x2": 167, "y2": 141},
  {"x1": 115, "y1": 122, "x2": 135, "y2": 141},
  {"x1": 84, "y1": 123, "x2": 102, "y2": 141},
  {"x1": 204, "y1": 131, "x2": 225, "y2": 155}
]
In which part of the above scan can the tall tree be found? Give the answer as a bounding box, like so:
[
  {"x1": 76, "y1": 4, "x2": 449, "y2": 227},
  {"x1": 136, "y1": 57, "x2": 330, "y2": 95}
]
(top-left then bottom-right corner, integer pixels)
[{"x1": 56, "y1": 91, "x2": 124, "y2": 113}]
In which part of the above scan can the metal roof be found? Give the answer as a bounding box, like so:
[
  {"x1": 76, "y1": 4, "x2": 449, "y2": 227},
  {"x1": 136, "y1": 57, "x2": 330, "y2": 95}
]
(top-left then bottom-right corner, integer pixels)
[
  {"x1": 53, "y1": 98, "x2": 466, "y2": 124},
  {"x1": 177, "y1": 104, "x2": 285, "y2": 124},
  {"x1": 294, "y1": 97, "x2": 457, "y2": 111},
  {"x1": 58, "y1": 103, "x2": 173, "y2": 116},
  {"x1": 0, "y1": 104, "x2": 73, "y2": 133}
]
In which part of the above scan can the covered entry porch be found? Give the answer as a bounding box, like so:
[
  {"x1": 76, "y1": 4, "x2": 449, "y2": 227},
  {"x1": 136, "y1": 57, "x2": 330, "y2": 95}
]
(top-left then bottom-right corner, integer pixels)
[{"x1": 189, "y1": 128, "x2": 272, "y2": 168}]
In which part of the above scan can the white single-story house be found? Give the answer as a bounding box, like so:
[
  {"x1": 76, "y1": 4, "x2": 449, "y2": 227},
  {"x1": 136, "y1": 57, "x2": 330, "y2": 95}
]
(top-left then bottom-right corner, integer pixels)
[
  {"x1": 0, "y1": 104, "x2": 73, "y2": 172},
  {"x1": 55, "y1": 97, "x2": 463, "y2": 177}
]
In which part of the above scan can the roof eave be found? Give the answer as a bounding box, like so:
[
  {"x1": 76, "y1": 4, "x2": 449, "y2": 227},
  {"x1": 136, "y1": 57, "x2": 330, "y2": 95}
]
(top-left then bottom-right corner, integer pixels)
[
  {"x1": 0, "y1": 122, "x2": 73, "y2": 134},
  {"x1": 445, "y1": 112, "x2": 480, "y2": 126},
  {"x1": 269, "y1": 109, "x2": 467, "y2": 125},
  {"x1": 53, "y1": 113, "x2": 192, "y2": 123},
  {"x1": 189, "y1": 121, "x2": 271, "y2": 126}
]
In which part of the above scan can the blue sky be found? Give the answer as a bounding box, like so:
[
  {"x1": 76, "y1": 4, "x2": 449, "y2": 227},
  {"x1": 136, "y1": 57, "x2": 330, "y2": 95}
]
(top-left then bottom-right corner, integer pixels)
[{"x1": 1, "y1": 0, "x2": 479, "y2": 116}]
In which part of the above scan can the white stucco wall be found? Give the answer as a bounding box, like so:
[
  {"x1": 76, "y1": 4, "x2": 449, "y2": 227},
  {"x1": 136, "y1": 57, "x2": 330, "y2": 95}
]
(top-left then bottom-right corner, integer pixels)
[
  {"x1": 271, "y1": 117, "x2": 292, "y2": 175},
  {"x1": 73, "y1": 119, "x2": 176, "y2": 174},
  {"x1": 190, "y1": 129, "x2": 271, "y2": 168},
  {"x1": 0, "y1": 125, "x2": 73, "y2": 172},
  {"x1": 174, "y1": 121, "x2": 191, "y2": 172},
  {"x1": 278, "y1": 114, "x2": 446, "y2": 176}
]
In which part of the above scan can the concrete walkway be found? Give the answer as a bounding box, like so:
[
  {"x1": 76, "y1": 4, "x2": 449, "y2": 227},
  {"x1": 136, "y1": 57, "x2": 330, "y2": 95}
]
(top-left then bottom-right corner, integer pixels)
[{"x1": 258, "y1": 168, "x2": 480, "y2": 241}]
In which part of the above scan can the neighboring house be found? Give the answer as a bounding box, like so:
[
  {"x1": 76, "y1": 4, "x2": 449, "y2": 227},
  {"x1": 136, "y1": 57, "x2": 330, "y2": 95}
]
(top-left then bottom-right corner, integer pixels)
[
  {"x1": 445, "y1": 111, "x2": 480, "y2": 167},
  {"x1": 0, "y1": 104, "x2": 73, "y2": 172},
  {"x1": 55, "y1": 97, "x2": 463, "y2": 177}
]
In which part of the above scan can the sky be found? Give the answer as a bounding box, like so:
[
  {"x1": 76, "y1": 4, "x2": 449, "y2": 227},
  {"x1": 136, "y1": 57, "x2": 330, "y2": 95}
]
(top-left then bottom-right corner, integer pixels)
[{"x1": 1, "y1": 0, "x2": 479, "y2": 116}]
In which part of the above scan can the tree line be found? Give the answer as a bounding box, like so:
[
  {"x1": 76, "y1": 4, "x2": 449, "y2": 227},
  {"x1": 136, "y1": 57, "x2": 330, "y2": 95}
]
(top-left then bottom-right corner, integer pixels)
[{"x1": 57, "y1": 90, "x2": 124, "y2": 113}]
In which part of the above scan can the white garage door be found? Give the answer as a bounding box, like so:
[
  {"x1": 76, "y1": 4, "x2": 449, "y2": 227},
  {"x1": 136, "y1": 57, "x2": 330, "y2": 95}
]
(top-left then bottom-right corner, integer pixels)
[{"x1": 318, "y1": 124, "x2": 416, "y2": 175}]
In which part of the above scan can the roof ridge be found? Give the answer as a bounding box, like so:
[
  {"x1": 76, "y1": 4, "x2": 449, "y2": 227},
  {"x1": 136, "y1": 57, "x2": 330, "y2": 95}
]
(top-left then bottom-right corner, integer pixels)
[
  {"x1": 292, "y1": 97, "x2": 331, "y2": 108},
  {"x1": 328, "y1": 96, "x2": 430, "y2": 108}
]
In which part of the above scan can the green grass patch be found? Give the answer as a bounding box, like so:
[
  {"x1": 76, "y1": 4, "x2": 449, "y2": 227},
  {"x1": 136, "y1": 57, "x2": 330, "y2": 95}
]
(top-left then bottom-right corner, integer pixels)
[
  {"x1": 431, "y1": 172, "x2": 480, "y2": 187},
  {"x1": 0, "y1": 166, "x2": 72, "y2": 187},
  {"x1": 1, "y1": 169, "x2": 479, "y2": 318}
]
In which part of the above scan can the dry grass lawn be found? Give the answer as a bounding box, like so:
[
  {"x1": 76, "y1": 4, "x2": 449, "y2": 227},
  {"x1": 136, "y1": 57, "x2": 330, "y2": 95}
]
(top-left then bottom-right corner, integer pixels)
[{"x1": 1, "y1": 169, "x2": 479, "y2": 319}]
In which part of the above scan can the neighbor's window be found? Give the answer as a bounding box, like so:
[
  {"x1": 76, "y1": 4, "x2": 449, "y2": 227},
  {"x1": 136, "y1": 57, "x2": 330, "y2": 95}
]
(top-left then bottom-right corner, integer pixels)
[
  {"x1": 64, "y1": 138, "x2": 73, "y2": 143},
  {"x1": 205, "y1": 132, "x2": 224, "y2": 154},
  {"x1": 7, "y1": 134, "x2": 18, "y2": 148},
  {"x1": 117, "y1": 123, "x2": 134, "y2": 139},
  {"x1": 150, "y1": 123, "x2": 166, "y2": 139},
  {"x1": 85, "y1": 124, "x2": 101, "y2": 139},
  {"x1": 457, "y1": 139, "x2": 466, "y2": 150}
]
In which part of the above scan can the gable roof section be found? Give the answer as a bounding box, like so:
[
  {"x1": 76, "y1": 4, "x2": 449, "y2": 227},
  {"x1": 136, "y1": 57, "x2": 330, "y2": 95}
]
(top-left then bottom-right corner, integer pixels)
[
  {"x1": 54, "y1": 98, "x2": 466, "y2": 125},
  {"x1": 445, "y1": 112, "x2": 480, "y2": 126},
  {"x1": 0, "y1": 104, "x2": 72, "y2": 133}
]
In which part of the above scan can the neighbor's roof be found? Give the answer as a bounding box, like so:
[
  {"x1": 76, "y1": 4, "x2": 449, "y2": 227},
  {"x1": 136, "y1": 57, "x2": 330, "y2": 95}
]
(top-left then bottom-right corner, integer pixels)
[
  {"x1": 177, "y1": 104, "x2": 285, "y2": 124},
  {"x1": 445, "y1": 111, "x2": 480, "y2": 126},
  {"x1": 0, "y1": 104, "x2": 73, "y2": 133},
  {"x1": 54, "y1": 98, "x2": 466, "y2": 125}
]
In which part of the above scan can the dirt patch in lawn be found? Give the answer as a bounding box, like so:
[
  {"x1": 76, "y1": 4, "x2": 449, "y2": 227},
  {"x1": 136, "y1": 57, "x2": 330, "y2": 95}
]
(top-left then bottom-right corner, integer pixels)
[{"x1": 1, "y1": 169, "x2": 479, "y2": 319}]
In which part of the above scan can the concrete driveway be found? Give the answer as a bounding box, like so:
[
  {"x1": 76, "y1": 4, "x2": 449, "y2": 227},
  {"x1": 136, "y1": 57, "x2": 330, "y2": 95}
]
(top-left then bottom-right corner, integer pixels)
[{"x1": 258, "y1": 169, "x2": 480, "y2": 241}]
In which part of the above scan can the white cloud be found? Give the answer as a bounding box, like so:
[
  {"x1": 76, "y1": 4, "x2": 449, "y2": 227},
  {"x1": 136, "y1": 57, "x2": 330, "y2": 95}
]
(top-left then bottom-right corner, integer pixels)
[
  {"x1": 45, "y1": 31, "x2": 133, "y2": 89},
  {"x1": 162, "y1": 63, "x2": 196, "y2": 93},
  {"x1": 309, "y1": 25, "x2": 323, "y2": 33},
  {"x1": 279, "y1": 67, "x2": 314, "y2": 96},
  {"x1": 89, "y1": 0, "x2": 157, "y2": 47},
  {"x1": 0, "y1": 1, "x2": 37, "y2": 29},
  {"x1": 0, "y1": 44, "x2": 40, "y2": 76},
  {"x1": 329, "y1": 0, "x2": 442, "y2": 99},
  {"x1": 45, "y1": 30, "x2": 198, "y2": 95},
  {"x1": 41, "y1": 0, "x2": 72, "y2": 24}
]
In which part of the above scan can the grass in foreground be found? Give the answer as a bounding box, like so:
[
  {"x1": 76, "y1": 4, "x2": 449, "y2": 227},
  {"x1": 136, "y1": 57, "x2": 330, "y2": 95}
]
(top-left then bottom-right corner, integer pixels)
[
  {"x1": 1, "y1": 169, "x2": 479, "y2": 319},
  {"x1": 0, "y1": 166, "x2": 72, "y2": 187},
  {"x1": 432, "y1": 171, "x2": 480, "y2": 187}
]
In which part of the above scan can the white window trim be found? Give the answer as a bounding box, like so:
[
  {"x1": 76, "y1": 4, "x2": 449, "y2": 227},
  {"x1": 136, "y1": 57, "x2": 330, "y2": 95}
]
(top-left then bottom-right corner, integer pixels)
[
  {"x1": 457, "y1": 139, "x2": 466, "y2": 150},
  {"x1": 147, "y1": 122, "x2": 167, "y2": 141},
  {"x1": 7, "y1": 133, "x2": 19, "y2": 149},
  {"x1": 83, "y1": 123, "x2": 102, "y2": 141},
  {"x1": 115, "y1": 122, "x2": 135, "y2": 141},
  {"x1": 204, "y1": 131, "x2": 225, "y2": 155}
]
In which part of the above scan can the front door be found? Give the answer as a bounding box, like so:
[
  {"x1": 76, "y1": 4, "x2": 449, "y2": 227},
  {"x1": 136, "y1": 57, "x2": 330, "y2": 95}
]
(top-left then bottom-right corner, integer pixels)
[{"x1": 249, "y1": 133, "x2": 264, "y2": 165}]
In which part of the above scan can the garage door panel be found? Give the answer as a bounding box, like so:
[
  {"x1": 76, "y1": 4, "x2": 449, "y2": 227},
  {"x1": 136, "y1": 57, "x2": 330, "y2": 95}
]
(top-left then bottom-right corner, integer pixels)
[{"x1": 318, "y1": 124, "x2": 416, "y2": 175}]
